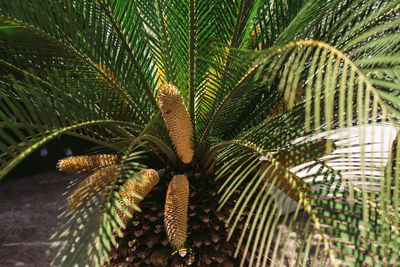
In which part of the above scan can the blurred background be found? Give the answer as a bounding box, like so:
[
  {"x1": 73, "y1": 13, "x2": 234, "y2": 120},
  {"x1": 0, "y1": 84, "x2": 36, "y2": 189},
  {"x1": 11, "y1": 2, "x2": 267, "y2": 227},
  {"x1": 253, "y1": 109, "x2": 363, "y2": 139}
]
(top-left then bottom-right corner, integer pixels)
[{"x1": 4, "y1": 135, "x2": 93, "y2": 180}]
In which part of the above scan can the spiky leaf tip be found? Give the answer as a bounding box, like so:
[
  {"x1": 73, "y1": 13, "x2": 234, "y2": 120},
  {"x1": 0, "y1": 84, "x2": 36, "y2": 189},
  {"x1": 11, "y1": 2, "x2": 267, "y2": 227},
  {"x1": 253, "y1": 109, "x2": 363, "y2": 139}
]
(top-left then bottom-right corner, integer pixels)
[
  {"x1": 158, "y1": 84, "x2": 194, "y2": 164},
  {"x1": 114, "y1": 169, "x2": 160, "y2": 225},
  {"x1": 57, "y1": 154, "x2": 117, "y2": 174},
  {"x1": 164, "y1": 174, "x2": 189, "y2": 248},
  {"x1": 68, "y1": 165, "x2": 118, "y2": 211}
]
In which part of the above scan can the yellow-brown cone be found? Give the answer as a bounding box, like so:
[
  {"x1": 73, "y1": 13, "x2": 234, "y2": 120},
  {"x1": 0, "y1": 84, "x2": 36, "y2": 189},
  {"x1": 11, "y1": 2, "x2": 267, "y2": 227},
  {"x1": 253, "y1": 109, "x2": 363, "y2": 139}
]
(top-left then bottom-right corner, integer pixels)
[
  {"x1": 158, "y1": 84, "x2": 194, "y2": 164},
  {"x1": 114, "y1": 169, "x2": 160, "y2": 225},
  {"x1": 57, "y1": 154, "x2": 117, "y2": 174},
  {"x1": 68, "y1": 165, "x2": 118, "y2": 210},
  {"x1": 164, "y1": 174, "x2": 189, "y2": 248}
]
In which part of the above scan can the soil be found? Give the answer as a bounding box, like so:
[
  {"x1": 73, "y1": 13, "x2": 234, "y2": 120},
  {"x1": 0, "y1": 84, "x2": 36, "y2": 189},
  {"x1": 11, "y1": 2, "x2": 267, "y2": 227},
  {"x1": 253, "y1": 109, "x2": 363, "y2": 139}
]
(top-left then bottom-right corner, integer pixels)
[{"x1": 0, "y1": 171, "x2": 77, "y2": 267}]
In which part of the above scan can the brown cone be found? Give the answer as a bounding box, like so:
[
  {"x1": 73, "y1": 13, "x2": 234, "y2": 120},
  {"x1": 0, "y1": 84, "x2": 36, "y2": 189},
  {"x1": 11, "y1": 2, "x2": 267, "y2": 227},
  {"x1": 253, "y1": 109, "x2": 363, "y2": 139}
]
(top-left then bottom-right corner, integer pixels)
[
  {"x1": 164, "y1": 174, "x2": 189, "y2": 248},
  {"x1": 158, "y1": 84, "x2": 194, "y2": 164},
  {"x1": 114, "y1": 169, "x2": 160, "y2": 226},
  {"x1": 57, "y1": 154, "x2": 117, "y2": 174},
  {"x1": 68, "y1": 165, "x2": 118, "y2": 210}
]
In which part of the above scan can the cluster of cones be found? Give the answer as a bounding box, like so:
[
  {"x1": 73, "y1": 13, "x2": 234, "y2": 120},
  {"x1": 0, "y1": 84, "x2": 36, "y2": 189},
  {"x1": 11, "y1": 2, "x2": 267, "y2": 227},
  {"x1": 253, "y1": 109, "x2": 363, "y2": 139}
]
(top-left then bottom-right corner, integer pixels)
[
  {"x1": 57, "y1": 84, "x2": 332, "y2": 265},
  {"x1": 57, "y1": 84, "x2": 202, "y2": 265},
  {"x1": 58, "y1": 154, "x2": 249, "y2": 266},
  {"x1": 58, "y1": 154, "x2": 191, "y2": 254}
]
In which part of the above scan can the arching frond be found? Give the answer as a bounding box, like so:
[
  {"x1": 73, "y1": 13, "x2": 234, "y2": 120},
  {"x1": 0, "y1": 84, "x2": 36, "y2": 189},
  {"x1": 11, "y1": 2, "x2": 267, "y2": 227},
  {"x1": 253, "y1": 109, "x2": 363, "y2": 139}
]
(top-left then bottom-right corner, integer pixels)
[
  {"x1": 1, "y1": 0, "x2": 400, "y2": 266},
  {"x1": 51, "y1": 146, "x2": 148, "y2": 266},
  {"x1": 210, "y1": 36, "x2": 400, "y2": 265}
]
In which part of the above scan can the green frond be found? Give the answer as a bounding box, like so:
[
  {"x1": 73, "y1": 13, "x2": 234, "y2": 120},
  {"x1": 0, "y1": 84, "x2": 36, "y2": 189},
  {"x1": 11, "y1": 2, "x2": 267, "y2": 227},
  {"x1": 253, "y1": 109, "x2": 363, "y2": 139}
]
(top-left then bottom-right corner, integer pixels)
[
  {"x1": 212, "y1": 141, "x2": 321, "y2": 266},
  {"x1": 0, "y1": 117, "x2": 138, "y2": 179},
  {"x1": 210, "y1": 32, "x2": 400, "y2": 264},
  {"x1": 93, "y1": 0, "x2": 159, "y2": 110},
  {"x1": 251, "y1": 0, "x2": 309, "y2": 50},
  {"x1": 0, "y1": 63, "x2": 143, "y2": 179},
  {"x1": 138, "y1": 112, "x2": 177, "y2": 164},
  {"x1": 51, "y1": 146, "x2": 148, "y2": 266},
  {"x1": 0, "y1": 0, "x2": 158, "y2": 118},
  {"x1": 1, "y1": 0, "x2": 400, "y2": 266},
  {"x1": 135, "y1": 0, "x2": 189, "y2": 93},
  {"x1": 213, "y1": 125, "x2": 400, "y2": 265}
]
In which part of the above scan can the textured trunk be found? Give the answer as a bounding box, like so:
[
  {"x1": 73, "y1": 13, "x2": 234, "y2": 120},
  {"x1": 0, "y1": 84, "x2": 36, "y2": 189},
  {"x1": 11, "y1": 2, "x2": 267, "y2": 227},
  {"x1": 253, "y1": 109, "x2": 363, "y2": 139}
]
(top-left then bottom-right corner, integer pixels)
[{"x1": 108, "y1": 171, "x2": 251, "y2": 266}]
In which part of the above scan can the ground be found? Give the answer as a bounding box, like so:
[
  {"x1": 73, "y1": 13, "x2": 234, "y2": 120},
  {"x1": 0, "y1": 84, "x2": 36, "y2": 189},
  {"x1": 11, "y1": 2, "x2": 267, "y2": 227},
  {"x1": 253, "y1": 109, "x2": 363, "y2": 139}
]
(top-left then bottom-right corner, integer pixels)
[
  {"x1": 0, "y1": 171, "x2": 325, "y2": 267},
  {"x1": 0, "y1": 171, "x2": 75, "y2": 267}
]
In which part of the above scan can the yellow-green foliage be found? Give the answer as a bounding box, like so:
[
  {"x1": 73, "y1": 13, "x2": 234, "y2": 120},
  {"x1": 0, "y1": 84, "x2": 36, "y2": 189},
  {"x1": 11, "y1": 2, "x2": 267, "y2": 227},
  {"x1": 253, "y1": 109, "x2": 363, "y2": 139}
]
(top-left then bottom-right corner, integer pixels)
[
  {"x1": 158, "y1": 84, "x2": 194, "y2": 164},
  {"x1": 164, "y1": 174, "x2": 189, "y2": 248},
  {"x1": 57, "y1": 154, "x2": 117, "y2": 174},
  {"x1": 68, "y1": 165, "x2": 118, "y2": 210},
  {"x1": 114, "y1": 169, "x2": 160, "y2": 225}
]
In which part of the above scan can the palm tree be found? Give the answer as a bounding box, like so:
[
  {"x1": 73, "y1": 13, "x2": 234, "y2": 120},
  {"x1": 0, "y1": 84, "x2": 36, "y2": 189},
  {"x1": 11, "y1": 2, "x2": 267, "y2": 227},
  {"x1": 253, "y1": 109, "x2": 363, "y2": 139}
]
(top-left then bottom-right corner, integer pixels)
[{"x1": 1, "y1": 0, "x2": 400, "y2": 266}]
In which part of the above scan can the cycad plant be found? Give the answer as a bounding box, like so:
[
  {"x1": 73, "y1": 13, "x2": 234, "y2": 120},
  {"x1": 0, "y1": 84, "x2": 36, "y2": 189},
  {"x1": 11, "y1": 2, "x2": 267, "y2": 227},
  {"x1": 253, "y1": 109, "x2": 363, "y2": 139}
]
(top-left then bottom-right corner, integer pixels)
[{"x1": 1, "y1": 0, "x2": 400, "y2": 266}]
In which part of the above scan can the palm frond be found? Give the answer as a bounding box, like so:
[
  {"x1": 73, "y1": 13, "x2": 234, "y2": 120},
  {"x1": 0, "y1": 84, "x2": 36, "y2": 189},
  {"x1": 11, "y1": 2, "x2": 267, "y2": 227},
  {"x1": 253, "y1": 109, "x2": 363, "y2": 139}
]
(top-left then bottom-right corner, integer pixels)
[
  {"x1": 251, "y1": 0, "x2": 309, "y2": 50},
  {"x1": 51, "y1": 145, "x2": 147, "y2": 266},
  {"x1": 0, "y1": 6, "x2": 146, "y2": 119},
  {"x1": 208, "y1": 6, "x2": 400, "y2": 261},
  {"x1": 93, "y1": 0, "x2": 159, "y2": 110},
  {"x1": 1, "y1": 0, "x2": 400, "y2": 266}
]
